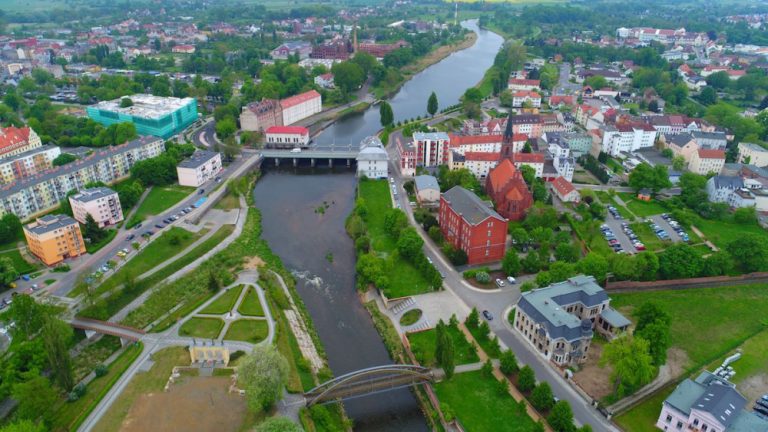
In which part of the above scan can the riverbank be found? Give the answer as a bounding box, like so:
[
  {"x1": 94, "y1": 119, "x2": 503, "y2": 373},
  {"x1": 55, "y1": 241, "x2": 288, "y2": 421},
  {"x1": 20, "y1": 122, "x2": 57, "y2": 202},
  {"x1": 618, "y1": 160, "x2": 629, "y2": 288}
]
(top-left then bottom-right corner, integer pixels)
[{"x1": 372, "y1": 31, "x2": 478, "y2": 100}]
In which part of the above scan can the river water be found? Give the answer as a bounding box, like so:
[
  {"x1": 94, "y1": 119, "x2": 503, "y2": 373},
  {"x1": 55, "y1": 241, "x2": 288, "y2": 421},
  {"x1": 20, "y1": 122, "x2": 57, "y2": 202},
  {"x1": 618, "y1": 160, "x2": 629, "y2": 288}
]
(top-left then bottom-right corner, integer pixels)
[
  {"x1": 253, "y1": 21, "x2": 503, "y2": 431},
  {"x1": 314, "y1": 20, "x2": 504, "y2": 146}
]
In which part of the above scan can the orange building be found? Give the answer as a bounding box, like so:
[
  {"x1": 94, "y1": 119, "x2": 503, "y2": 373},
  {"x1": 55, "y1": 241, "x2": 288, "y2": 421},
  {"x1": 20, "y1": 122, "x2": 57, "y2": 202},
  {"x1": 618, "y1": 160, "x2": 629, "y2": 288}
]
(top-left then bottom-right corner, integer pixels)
[{"x1": 23, "y1": 214, "x2": 86, "y2": 266}]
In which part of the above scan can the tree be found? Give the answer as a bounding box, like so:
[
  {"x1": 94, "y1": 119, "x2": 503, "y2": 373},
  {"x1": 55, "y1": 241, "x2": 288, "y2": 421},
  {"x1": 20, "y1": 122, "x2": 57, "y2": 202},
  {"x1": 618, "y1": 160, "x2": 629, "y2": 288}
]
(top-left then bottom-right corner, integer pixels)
[
  {"x1": 379, "y1": 101, "x2": 394, "y2": 127},
  {"x1": 7, "y1": 294, "x2": 48, "y2": 339},
  {"x1": 628, "y1": 163, "x2": 670, "y2": 194},
  {"x1": 396, "y1": 228, "x2": 424, "y2": 261},
  {"x1": 0, "y1": 256, "x2": 17, "y2": 288},
  {"x1": 734, "y1": 206, "x2": 758, "y2": 225},
  {"x1": 531, "y1": 382, "x2": 555, "y2": 411},
  {"x1": 207, "y1": 271, "x2": 221, "y2": 293},
  {"x1": 382, "y1": 209, "x2": 408, "y2": 238},
  {"x1": 633, "y1": 302, "x2": 671, "y2": 334},
  {"x1": 502, "y1": 250, "x2": 521, "y2": 276},
  {"x1": 435, "y1": 321, "x2": 455, "y2": 379},
  {"x1": 83, "y1": 214, "x2": 106, "y2": 243},
  {"x1": 52, "y1": 153, "x2": 78, "y2": 167},
  {"x1": 658, "y1": 243, "x2": 703, "y2": 279},
  {"x1": 671, "y1": 155, "x2": 686, "y2": 171},
  {"x1": 705, "y1": 71, "x2": 730, "y2": 89},
  {"x1": 634, "y1": 251, "x2": 660, "y2": 281},
  {"x1": 331, "y1": 61, "x2": 365, "y2": 94},
  {"x1": 41, "y1": 314, "x2": 74, "y2": 390},
  {"x1": 499, "y1": 350, "x2": 519, "y2": 375},
  {"x1": 238, "y1": 345, "x2": 289, "y2": 411},
  {"x1": 255, "y1": 417, "x2": 303, "y2": 432},
  {"x1": 465, "y1": 307, "x2": 479, "y2": 329},
  {"x1": 636, "y1": 320, "x2": 670, "y2": 367},
  {"x1": 517, "y1": 365, "x2": 536, "y2": 392},
  {"x1": 12, "y1": 376, "x2": 58, "y2": 422},
  {"x1": 522, "y1": 251, "x2": 541, "y2": 273},
  {"x1": 0, "y1": 420, "x2": 47, "y2": 432},
  {"x1": 600, "y1": 335, "x2": 655, "y2": 398},
  {"x1": 726, "y1": 233, "x2": 768, "y2": 273},
  {"x1": 427, "y1": 91, "x2": 438, "y2": 116},
  {"x1": 577, "y1": 252, "x2": 609, "y2": 283},
  {"x1": 548, "y1": 400, "x2": 576, "y2": 432},
  {"x1": 215, "y1": 117, "x2": 237, "y2": 139},
  {"x1": 699, "y1": 86, "x2": 717, "y2": 105},
  {"x1": 554, "y1": 243, "x2": 579, "y2": 263},
  {"x1": 119, "y1": 97, "x2": 133, "y2": 108},
  {"x1": 0, "y1": 213, "x2": 21, "y2": 244}
]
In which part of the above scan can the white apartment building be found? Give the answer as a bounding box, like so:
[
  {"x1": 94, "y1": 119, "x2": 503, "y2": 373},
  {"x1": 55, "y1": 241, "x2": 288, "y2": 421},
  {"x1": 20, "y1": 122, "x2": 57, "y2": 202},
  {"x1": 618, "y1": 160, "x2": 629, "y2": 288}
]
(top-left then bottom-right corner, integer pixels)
[
  {"x1": 601, "y1": 123, "x2": 658, "y2": 156},
  {"x1": 512, "y1": 91, "x2": 542, "y2": 108},
  {"x1": 463, "y1": 152, "x2": 500, "y2": 179},
  {"x1": 413, "y1": 132, "x2": 451, "y2": 167},
  {"x1": 264, "y1": 125, "x2": 310, "y2": 149},
  {"x1": 448, "y1": 134, "x2": 503, "y2": 155},
  {"x1": 69, "y1": 187, "x2": 123, "y2": 228},
  {"x1": 738, "y1": 142, "x2": 768, "y2": 167},
  {"x1": 177, "y1": 150, "x2": 222, "y2": 187},
  {"x1": 356, "y1": 136, "x2": 388, "y2": 179},
  {"x1": 280, "y1": 90, "x2": 322, "y2": 125}
]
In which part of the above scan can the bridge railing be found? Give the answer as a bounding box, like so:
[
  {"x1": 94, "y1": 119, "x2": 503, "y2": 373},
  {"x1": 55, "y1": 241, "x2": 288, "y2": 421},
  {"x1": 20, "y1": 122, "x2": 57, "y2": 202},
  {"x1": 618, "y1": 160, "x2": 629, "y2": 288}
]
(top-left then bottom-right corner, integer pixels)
[{"x1": 72, "y1": 317, "x2": 146, "y2": 335}]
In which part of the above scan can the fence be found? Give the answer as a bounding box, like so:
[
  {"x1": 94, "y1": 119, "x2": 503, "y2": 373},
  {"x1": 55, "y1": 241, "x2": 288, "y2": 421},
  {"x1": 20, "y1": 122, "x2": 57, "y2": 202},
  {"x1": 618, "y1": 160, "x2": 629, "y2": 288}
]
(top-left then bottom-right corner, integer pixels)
[{"x1": 606, "y1": 272, "x2": 768, "y2": 293}]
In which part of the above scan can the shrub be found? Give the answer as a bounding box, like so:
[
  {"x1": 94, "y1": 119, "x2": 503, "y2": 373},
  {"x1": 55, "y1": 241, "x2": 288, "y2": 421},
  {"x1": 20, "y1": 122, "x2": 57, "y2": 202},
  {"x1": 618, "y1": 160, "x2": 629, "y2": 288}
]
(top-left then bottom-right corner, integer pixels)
[
  {"x1": 475, "y1": 271, "x2": 490, "y2": 284},
  {"x1": 94, "y1": 364, "x2": 108, "y2": 377}
]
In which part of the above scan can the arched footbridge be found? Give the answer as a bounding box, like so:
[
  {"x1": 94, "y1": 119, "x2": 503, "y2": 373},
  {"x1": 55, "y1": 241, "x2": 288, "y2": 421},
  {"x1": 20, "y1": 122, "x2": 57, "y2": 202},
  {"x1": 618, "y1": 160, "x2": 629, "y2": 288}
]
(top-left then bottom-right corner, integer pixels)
[{"x1": 304, "y1": 364, "x2": 434, "y2": 406}]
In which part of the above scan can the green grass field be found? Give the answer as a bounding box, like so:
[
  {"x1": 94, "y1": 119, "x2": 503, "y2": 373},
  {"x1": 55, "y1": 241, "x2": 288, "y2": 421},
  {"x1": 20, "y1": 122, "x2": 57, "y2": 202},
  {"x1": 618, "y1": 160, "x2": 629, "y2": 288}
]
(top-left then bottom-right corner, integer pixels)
[
  {"x1": 86, "y1": 229, "x2": 118, "y2": 254},
  {"x1": 224, "y1": 319, "x2": 269, "y2": 343},
  {"x1": 359, "y1": 180, "x2": 432, "y2": 298},
  {"x1": 179, "y1": 317, "x2": 224, "y2": 339},
  {"x1": 611, "y1": 284, "x2": 768, "y2": 370},
  {"x1": 0, "y1": 249, "x2": 37, "y2": 275},
  {"x1": 693, "y1": 217, "x2": 768, "y2": 249},
  {"x1": 617, "y1": 193, "x2": 668, "y2": 218},
  {"x1": 614, "y1": 384, "x2": 675, "y2": 432},
  {"x1": 629, "y1": 222, "x2": 669, "y2": 252},
  {"x1": 407, "y1": 325, "x2": 480, "y2": 367},
  {"x1": 708, "y1": 328, "x2": 768, "y2": 386},
  {"x1": 434, "y1": 371, "x2": 538, "y2": 432},
  {"x1": 237, "y1": 287, "x2": 265, "y2": 317},
  {"x1": 200, "y1": 285, "x2": 243, "y2": 315},
  {"x1": 128, "y1": 185, "x2": 194, "y2": 226}
]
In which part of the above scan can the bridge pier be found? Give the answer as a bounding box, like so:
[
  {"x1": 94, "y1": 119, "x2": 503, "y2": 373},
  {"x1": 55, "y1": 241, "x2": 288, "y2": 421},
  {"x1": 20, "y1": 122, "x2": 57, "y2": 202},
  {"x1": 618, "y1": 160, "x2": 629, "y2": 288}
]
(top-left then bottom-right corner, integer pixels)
[
  {"x1": 274, "y1": 158, "x2": 280, "y2": 167},
  {"x1": 293, "y1": 158, "x2": 298, "y2": 167},
  {"x1": 328, "y1": 158, "x2": 333, "y2": 168},
  {"x1": 346, "y1": 158, "x2": 351, "y2": 167},
  {"x1": 84, "y1": 330, "x2": 98, "y2": 339},
  {"x1": 311, "y1": 158, "x2": 315, "y2": 167}
]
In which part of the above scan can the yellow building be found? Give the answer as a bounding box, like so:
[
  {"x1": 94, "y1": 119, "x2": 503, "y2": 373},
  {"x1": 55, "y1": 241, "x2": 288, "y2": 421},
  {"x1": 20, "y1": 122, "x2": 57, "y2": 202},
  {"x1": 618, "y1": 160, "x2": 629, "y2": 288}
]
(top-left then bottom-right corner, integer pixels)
[{"x1": 23, "y1": 214, "x2": 86, "y2": 266}]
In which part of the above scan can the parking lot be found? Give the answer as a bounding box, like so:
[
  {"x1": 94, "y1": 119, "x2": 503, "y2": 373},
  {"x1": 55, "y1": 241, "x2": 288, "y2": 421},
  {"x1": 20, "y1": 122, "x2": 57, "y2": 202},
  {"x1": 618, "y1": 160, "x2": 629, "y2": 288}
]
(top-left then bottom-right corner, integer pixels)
[
  {"x1": 603, "y1": 214, "x2": 638, "y2": 253},
  {"x1": 650, "y1": 214, "x2": 689, "y2": 243}
]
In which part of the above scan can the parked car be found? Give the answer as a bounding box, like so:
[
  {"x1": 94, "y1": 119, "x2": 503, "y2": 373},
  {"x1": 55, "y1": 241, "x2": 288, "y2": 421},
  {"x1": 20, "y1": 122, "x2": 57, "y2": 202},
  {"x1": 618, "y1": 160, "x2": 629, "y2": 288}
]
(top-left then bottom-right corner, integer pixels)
[
  {"x1": 155, "y1": 223, "x2": 164, "y2": 229},
  {"x1": 507, "y1": 276, "x2": 517, "y2": 284},
  {"x1": 482, "y1": 310, "x2": 494, "y2": 321},
  {"x1": 495, "y1": 279, "x2": 505, "y2": 287},
  {"x1": 127, "y1": 234, "x2": 135, "y2": 241}
]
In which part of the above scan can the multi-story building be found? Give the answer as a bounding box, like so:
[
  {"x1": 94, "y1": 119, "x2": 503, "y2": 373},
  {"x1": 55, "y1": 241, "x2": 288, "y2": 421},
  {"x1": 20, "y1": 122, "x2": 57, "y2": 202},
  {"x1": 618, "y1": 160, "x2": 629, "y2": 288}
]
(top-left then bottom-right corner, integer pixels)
[
  {"x1": 240, "y1": 99, "x2": 283, "y2": 132},
  {"x1": 396, "y1": 138, "x2": 417, "y2": 177},
  {"x1": 0, "y1": 136, "x2": 165, "y2": 220},
  {"x1": 86, "y1": 94, "x2": 198, "y2": 139},
  {"x1": 280, "y1": 90, "x2": 322, "y2": 125},
  {"x1": 601, "y1": 123, "x2": 658, "y2": 156},
  {"x1": 691, "y1": 131, "x2": 728, "y2": 150},
  {"x1": 439, "y1": 186, "x2": 508, "y2": 265},
  {"x1": 551, "y1": 176, "x2": 580, "y2": 203},
  {"x1": 0, "y1": 126, "x2": 43, "y2": 160},
  {"x1": 512, "y1": 91, "x2": 542, "y2": 108},
  {"x1": 463, "y1": 152, "x2": 500, "y2": 179},
  {"x1": 356, "y1": 136, "x2": 388, "y2": 179},
  {"x1": 656, "y1": 371, "x2": 768, "y2": 432},
  {"x1": 706, "y1": 176, "x2": 744, "y2": 203},
  {"x1": 664, "y1": 133, "x2": 699, "y2": 163},
  {"x1": 69, "y1": 187, "x2": 123, "y2": 228},
  {"x1": 514, "y1": 275, "x2": 630, "y2": 366},
  {"x1": 23, "y1": 214, "x2": 86, "y2": 266},
  {"x1": 508, "y1": 78, "x2": 540, "y2": 91},
  {"x1": 689, "y1": 149, "x2": 725, "y2": 175},
  {"x1": 0, "y1": 145, "x2": 61, "y2": 185},
  {"x1": 413, "y1": 132, "x2": 450, "y2": 167},
  {"x1": 506, "y1": 114, "x2": 542, "y2": 139},
  {"x1": 737, "y1": 142, "x2": 768, "y2": 167},
  {"x1": 271, "y1": 41, "x2": 313, "y2": 59},
  {"x1": 486, "y1": 159, "x2": 533, "y2": 221},
  {"x1": 544, "y1": 132, "x2": 593, "y2": 158},
  {"x1": 728, "y1": 187, "x2": 757, "y2": 209},
  {"x1": 448, "y1": 134, "x2": 503, "y2": 155},
  {"x1": 265, "y1": 126, "x2": 310, "y2": 149},
  {"x1": 177, "y1": 150, "x2": 222, "y2": 187},
  {"x1": 511, "y1": 152, "x2": 545, "y2": 178}
]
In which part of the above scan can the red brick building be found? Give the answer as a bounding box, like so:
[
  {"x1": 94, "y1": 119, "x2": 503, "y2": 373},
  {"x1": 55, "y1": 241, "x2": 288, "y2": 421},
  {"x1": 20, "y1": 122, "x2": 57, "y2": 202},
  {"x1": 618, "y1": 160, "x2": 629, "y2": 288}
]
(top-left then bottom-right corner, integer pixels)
[
  {"x1": 486, "y1": 159, "x2": 534, "y2": 221},
  {"x1": 439, "y1": 186, "x2": 508, "y2": 265}
]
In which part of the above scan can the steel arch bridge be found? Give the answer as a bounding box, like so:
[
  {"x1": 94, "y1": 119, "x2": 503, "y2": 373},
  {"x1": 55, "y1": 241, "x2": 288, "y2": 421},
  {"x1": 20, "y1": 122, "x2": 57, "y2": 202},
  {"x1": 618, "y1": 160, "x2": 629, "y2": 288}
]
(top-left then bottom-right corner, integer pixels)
[{"x1": 304, "y1": 365, "x2": 434, "y2": 406}]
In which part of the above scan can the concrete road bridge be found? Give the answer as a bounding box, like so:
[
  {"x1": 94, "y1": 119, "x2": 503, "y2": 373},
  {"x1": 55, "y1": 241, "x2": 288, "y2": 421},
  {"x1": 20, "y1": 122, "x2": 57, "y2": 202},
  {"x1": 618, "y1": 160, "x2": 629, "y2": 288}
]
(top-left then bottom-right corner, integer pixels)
[{"x1": 259, "y1": 148, "x2": 359, "y2": 168}]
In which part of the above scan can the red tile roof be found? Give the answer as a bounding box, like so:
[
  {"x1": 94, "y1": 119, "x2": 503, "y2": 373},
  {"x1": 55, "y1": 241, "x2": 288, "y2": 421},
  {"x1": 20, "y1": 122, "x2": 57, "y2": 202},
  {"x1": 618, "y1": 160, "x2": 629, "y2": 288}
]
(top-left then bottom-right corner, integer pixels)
[
  {"x1": 266, "y1": 125, "x2": 309, "y2": 135},
  {"x1": 0, "y1": 126, "x2": 31, "y2": 154},
  {"x1": 464, "y1": 152, "x2": 500, "y2": 162},
  {"x1": 513, "y1": 153, "x2": 545, "y2": 163},
  {"x1": 697, "y1": 149, "x2": 725, "y2": 159},
  {"x1": 488, "y1": 159, "x2": 518, "y2": 193},
  {"x1": 510, "y1": 133, "x2": 528, "y2": 142},
  {"x1": 280, "y1": 90, "x2": 321, "y2": 109},
  {"x1": 449, "y1": 134, "x2": 503, "y2": 146},
  {"x1": 508, "y1": 78, "x2": 541, "y2": 87},
  {"x1": 513, "y1": 90, "x2": 540, "y2": 98},
  {"x1": 551, "y1": 176, "x2": 576, "y2": 196}
]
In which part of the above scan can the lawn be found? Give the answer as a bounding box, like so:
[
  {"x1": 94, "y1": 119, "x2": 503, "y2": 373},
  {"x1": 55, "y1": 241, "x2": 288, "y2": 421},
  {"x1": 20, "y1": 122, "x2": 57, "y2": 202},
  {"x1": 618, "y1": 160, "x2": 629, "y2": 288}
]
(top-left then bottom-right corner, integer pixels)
[
  {"x1": 0, "y1": 249, "x2": 37, "y2": 275},
  {"x1": 237, "y1": 286, "x2": 265, "y2": 317},
  {"x1": 86, "y1": 229, "x2": 118, "y2": 254},
  {"x1": 708, "y1": 328, "x2": 768, "y2": 386},
  {"x1": 614, "y1": 384, "x2": 675, "y2": 432},
  {"x1": 89, "y1": 227, "x2": 199, "y2": 296},
  {"x1": 407, "y1": 325, "x2": 480, "y2": 367},
  {"x1": 611, "y1": 284, "x2": 768, "y2": 370},
  {"x1": 359, "y1": 180, "x2": 432, "y2": 298},
  {"x1": 400, "y1": 309, "x2": 423, "y2": 326},
  {"x1": 692, "y1": 217, "x2": 768, "y2": 249},
  {"x1": 92, "y1": 347, "x2": 188, "y2": 432},
  {"x1": 224, "y1": 319, "x2": 269, "y2": 343},
  {"x1": 214, "y1": 193, "x2": 240, "y2": 210},
  {"x1": 128, "y1": 185, "x2": 194, "y2": 226},
  {"x1": 629, "y1": 222, "x2": 669, "y2": 252},
  {"x1": 434, "y1": 371, "x2": 538, "y2": 432},
  {"x1": 179, "y1": 317, "x2": 224, "y2": 339},
  {"x1": 617, "y1": 193, "x2": 668, "y2": 218},
  {"x1": 200, "y1": 285, "x2": 244, "y2": 315},
  {"x1": 50, "y1": 342, "x2": 143, "y2": 432},
  {"x1": 468, "y1": 326, "x2": 501, "y2": 358}
]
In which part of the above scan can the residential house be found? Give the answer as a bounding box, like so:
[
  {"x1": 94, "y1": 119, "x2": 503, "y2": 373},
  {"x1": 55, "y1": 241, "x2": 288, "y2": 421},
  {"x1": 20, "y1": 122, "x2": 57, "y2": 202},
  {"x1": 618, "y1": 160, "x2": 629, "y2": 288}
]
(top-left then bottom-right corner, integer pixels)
[
  {"x1": 664, "y1": 133, "x2": 699, "y2": 163},
  {"x1": 177, "y1": 150, "x2": 222, "y2": 187},
  {"x1": 551, "y1": 176, "x2": 580, "y2": 203},
  {"x1": 314, "y1": 73, "x2": 335, "y2": 89},
  {"x1": 728, "y1": 188, "x2": 757, "y2": 209},
  {"x1": 280, "y1": 90, "x2": 322, "y2": 125},
  {"x1": 485, "y1": 159, "x2": 533, "y2": 221},
  {"x1": 271, "y1": 41, "x2": 312, "y2": 59},
  {"x1": 438, "y1": 186, "x2": 508, "y2": 265},
  {"x1": 508, "y1": 78, "x2": 540, "y2": 91},
  {"x1": 463, "y1": 152, "x2": 500, "y2": 179},
  {"x1": 689, "y1": 149, "x2": 726, "y2": 175},
  {"x1": 601, "y1": 123, "x2": 658, "y2": 157},
  {"x1": 356, "y1": 136, "x2": 388, "y2": 179},
  {"x1": 23, "y1": 214, "x2": 86, "y2": 266},
  {"x1": 506, "y1": 114, "x2": 542, "y2": 139},
  {"x1": 0, "y1": 145, "x2": 61, "y2": 185},
  {"x1": 512, "y1": 91, "x2": 542, "y2": 108},
  {"x1": 656, "y1": 371, "x2": 768, "y2": 432},
  {"x1": 69, "y1": 187, "x2": 123, "y2": 228},
  {"x1": 396, "y1": 138, "x2": 417, "y2": 177},
  {"x1": 706, "y1": 176, "x2": 744, "y2": 203},
  {"x1": 0, "y1": 126, "x2": 43, "y2": 160},
  {"x1": 448, "y1": 134, "x2": 503, "y2": 155},
  {"x1": 692, "y1": 131, "x2": 728, "y2": 150},
  {"x1": 514, "y1": 275, "x2": 630, "y2": 367},
  {"x1": 414, "y1": 175, "x2": 440, "y2": 206},
  {"x1": 511, "y1": 152, "x2": 546, "y2": 178},
  {"x1": 737, "y1": 142, "x2": 768, "y2": 167},
  {"x1": 240, "y1": 99, "x2": 283, "y2": 132}
]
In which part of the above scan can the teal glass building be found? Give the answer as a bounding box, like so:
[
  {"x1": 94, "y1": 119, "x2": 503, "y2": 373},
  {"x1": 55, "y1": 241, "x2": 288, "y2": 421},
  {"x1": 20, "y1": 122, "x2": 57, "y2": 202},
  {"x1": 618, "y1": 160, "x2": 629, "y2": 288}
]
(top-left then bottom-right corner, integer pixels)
[{"x1": 86, "y1": 94, "x2": 198, "y2": 139}]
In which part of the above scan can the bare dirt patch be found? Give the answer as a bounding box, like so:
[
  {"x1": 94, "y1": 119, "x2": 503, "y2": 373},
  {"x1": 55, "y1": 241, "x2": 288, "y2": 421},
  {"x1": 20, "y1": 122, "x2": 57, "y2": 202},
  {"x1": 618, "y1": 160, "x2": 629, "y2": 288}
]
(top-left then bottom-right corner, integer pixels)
[
  {"x1": 738, "y1": 373, "x2": 768, "y2": 402},
  {"x1": 242, "y1": 256, "x2": 265, "y2": 269},
  {"x1": 120, "y1": 377, "x2": 247, "y2": 432},
  {"x1": 572, "y1": 339, "x2": 614, "y2": 400},
  {"x1": 665, "y1": 347, "x2": 689, "y2": 379}
]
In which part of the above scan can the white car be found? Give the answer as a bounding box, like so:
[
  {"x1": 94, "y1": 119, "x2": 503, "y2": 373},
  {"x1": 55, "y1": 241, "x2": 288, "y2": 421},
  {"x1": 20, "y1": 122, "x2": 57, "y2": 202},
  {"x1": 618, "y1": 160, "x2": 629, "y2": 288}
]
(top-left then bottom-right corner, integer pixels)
[
  {"x1": 506, "y1": 276, "x2": 516, "y2": 284},
  {"x1": 495, "y1": 278, "x2": 505, "y2": 287},
  {"x1": 290, "y1": 148, "x2": 302, "y2": 153}
]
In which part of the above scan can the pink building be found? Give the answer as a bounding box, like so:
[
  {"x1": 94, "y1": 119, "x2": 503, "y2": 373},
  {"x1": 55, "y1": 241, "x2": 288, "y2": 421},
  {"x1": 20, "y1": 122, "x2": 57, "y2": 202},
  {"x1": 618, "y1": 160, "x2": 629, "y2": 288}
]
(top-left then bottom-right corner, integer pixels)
[
  {"x1": 396, "y1": 137, "x2": 417, "y2": 177},
  {"x1": 69, "y1": 187, "x2": 123, "y2": 228}
]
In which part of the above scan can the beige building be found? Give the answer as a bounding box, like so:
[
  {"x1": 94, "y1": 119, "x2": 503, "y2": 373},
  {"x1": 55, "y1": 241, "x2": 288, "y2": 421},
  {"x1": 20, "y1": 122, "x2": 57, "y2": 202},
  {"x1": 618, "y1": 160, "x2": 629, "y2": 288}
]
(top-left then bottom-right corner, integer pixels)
[
  {"x1": 737, "y1": 142, "x2": 768, "y2": 167},
  {"x1": 414, "y1": 175, "x2": 440, "y2": 205},
  {"x1": 689, "y1": 149, "x2": 725, "y2": 175},
  {"x1": 69, "y1": 187, "x2": 123, "y2": 228},
  {"x1": 23, "y1": 214, "x2": 86, "y2": 266},
  {"x1": 177, "y1": 150, "x2": 222, "y2": 187}
]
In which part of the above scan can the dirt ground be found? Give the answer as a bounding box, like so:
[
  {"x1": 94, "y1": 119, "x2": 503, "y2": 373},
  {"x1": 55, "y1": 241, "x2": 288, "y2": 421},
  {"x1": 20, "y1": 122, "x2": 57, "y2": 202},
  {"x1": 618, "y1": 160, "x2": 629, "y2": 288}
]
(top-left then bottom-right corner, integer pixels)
[
  {"x1": 120, "y1": 377, "x2": 247, "y2": 432},
  {"x1": 739, "y1": 373, "x2": 768, "y2": 402},
  {"x1": 242, "y1": 256, "x2": 265, "y2": 269},
  {"x1": 572, "y1": 339, "x2": 614, "y2": 400}
]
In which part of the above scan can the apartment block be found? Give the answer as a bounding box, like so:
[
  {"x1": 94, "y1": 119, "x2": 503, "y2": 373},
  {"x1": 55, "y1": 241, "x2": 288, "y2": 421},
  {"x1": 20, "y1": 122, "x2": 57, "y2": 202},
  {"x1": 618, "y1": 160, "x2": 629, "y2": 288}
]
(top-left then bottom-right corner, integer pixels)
[
  {"x1": 69, "y1": 187, "x2": 123, "y2": 228},
  {"x1": 413, "y1": 132, "x2": 451, "y2": 167},
  {"x1": 87, "y1": 94, "x2": 198, "y2": 139},
  {"x1": 0, "y1": 145, "x2": 61, "y2": 185},
  {"x1": 177, "y1": 150, "x2": 222, "y2": 187},
  {"x1": 23, "y1": 214, "x2": 86, "y2": 266}
]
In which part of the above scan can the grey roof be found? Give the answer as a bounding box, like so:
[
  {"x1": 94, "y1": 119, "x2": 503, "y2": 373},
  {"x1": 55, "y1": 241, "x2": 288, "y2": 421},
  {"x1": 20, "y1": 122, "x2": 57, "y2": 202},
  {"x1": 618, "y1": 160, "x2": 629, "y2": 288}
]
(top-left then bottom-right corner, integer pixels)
[
  {"x1": 412, "y1": 132, "x2": 449, "y2": 141},
  {"x1": 665, "y1": 133, "x2": 694, "y2": 147},
  {"x1": 414, "y1": 175, "x2": 439, "y2": 192},
  {"x1": 24, "y1": 214, "x2": 78, "y2": 235},
  {"x1": 666, "y1": 378, "x2": 706, "y2": 415},
  {"x1": 178, "y1": 150, "x2": 220, "y2": 169},
  {"x1": 692, "y1": 130, "x2": 727, "y2": 141},
  {"x1": 516, "y1": 275, "x2": 611, "y2": 342},
  {"x1": 70, "y1": 187, "x2": 117, "y2": 203},
  {"x1": 360, "y1": 135, "x2": 383, "y2": 150},
  {"x1": 0, "y1": 136, "x2": 162, "y2": 199},
  {"x1": 0, "y1": 144, "x2": 59, "y2": 164},
  {"x1": 709, "y1": 175, "x2": 744, "y2": 190},
  {"x1": 451, "y1": 150, "x2": 465, "y2": 162},
  {"x1": 357, "y1": 145, "x2": 388, "y2": 161},
  {"x1": 600, "y1": 308, "x2": 631, "y2": 328},
  {"x1": 740, "y1": 142, "x2": 768, "y2": 152},
  {"x1": 693, "y1": 381, "x2": 746, "y2": 427},
  {"x1": 441, "y1": 186, "x2": 505, "y2": 226}
]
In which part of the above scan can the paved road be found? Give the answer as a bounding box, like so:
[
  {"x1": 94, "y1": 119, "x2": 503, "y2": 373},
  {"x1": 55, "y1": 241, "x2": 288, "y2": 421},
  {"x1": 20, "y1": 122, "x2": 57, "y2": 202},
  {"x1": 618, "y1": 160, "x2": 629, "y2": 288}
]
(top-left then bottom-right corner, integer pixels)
[
  {"x1": 191, "y1": 119, "x2": 217, "y2": 148},
  {"x1": 385, "y1": 153, "x2": 619, "y2": 431},
  {"x1": 554, "y1": 63, "x2": 581, "y2": 96}
]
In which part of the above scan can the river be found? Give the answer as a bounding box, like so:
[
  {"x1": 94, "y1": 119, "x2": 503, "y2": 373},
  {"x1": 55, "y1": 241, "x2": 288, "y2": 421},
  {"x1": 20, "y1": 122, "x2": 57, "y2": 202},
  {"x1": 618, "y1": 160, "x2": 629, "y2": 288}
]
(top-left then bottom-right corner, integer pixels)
[
  {"x1": 253, "y1": 21, "x2": 503, "y2": 431},
  {"x1": 314, "y1": 19, "x2": 504, "y2": 146}
]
